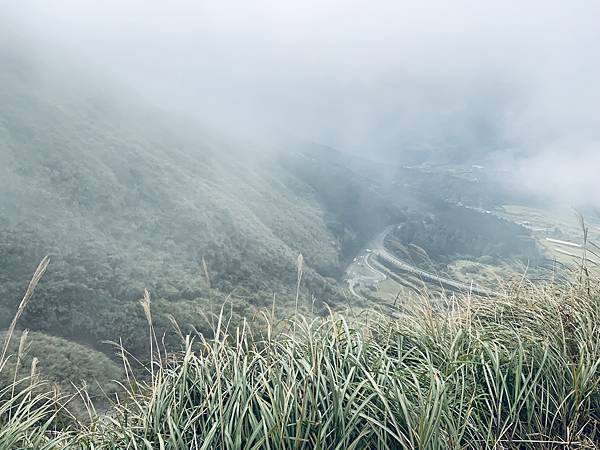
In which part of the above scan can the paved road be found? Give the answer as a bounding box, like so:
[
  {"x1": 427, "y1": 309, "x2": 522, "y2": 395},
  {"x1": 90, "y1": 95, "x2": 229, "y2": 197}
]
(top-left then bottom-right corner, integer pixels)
[
  {"x1": 345, "y1": 253, "x2": 386, "y2": 299},
  {"x1": 374, "y1": 249, "x2": 499, "y2": 297},
  {"x1": 346, "y1": 225, "x2": 500, "y2": 298}
]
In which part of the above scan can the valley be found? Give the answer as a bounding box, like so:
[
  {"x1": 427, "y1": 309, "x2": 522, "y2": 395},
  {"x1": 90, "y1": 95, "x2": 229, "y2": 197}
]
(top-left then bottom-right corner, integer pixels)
[
  {"x1": 343, "y1": 165, "x2": 600, "y2": 306},
  {"x1": 1, "y1": 3, "x2": 599, "y2": 447},
  {"x1": 0, "y1": 27, "x2": 597, "y2": 421},
  {"x1": 345, "y1": 223, "x2": 504, "y2": 306}
]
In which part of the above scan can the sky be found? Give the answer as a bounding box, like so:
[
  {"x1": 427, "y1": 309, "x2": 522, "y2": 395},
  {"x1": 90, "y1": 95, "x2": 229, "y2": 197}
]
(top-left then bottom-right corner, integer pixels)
[{"x1": 3, "y1": 0, "x2": 600, "y2": 206}]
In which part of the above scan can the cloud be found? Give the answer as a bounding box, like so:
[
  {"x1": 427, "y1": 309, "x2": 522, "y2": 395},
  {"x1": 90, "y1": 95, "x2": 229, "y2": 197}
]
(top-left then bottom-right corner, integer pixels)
[
  {"x1": 3, "y1": 0, "x2": 600, "y2": 205},
  {"x1": 492, "y1": 143, "x2": 600, "y2": 208}
]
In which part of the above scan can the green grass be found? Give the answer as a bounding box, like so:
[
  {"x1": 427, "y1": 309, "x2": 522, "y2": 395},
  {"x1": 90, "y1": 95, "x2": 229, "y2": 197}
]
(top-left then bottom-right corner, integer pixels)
[{"x1": 1, "y1": 259, "x2": 599, "y2": 448}]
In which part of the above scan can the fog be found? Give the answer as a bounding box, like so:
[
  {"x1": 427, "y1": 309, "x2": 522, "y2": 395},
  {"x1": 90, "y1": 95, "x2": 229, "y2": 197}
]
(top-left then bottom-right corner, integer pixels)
[{"x1": 3, "y1": 0, "x2": 600, "y2": 206}]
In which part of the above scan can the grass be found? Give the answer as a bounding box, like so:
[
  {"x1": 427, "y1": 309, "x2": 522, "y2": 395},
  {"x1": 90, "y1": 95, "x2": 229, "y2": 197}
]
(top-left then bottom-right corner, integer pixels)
[
  {"x1": 0, "y1": 257, "x2": 599, "y2": 448},
  {"x1": 0, "y1": 256, "x2": 72, "y2": 449}
]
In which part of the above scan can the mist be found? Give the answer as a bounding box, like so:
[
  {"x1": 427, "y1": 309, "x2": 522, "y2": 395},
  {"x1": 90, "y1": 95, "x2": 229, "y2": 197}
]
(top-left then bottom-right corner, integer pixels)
[{"x1": 3, "y1": 0, "x2": 600, "y2": 206}]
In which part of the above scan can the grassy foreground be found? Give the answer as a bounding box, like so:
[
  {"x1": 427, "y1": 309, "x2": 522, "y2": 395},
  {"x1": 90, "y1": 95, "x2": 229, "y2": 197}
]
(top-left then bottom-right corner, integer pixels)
[{"x1": 0, "y1": 260, "x2": 599, "y2": 449}]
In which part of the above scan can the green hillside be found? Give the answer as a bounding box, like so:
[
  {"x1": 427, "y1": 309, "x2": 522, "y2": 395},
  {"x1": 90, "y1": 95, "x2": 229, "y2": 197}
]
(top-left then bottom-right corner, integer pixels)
[{"x1": 0, "y1": 53, "x2": 401, "y2": 366}]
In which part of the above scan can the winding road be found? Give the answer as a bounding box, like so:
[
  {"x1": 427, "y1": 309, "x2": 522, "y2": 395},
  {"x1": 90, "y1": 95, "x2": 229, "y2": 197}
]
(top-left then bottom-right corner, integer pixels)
[{"x1": 346, "y1": 226, "x2": 501, "y2": 299}]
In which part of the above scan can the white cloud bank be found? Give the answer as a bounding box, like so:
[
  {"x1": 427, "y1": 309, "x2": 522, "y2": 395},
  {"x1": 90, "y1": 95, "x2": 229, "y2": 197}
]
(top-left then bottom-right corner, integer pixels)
[{"x1": 3, "y1": 0, "x2": 600, "y2": 205}]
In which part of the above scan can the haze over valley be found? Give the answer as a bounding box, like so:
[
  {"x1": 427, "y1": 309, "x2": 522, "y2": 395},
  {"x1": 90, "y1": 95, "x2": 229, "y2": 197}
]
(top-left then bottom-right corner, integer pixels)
[{"x1": 1, "y1": 2, "x2": 599, "y2": 448}]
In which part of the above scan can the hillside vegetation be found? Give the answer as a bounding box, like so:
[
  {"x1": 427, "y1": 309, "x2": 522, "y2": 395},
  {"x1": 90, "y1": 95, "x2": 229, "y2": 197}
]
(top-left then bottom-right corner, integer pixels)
[
  {"x1": 386, "y1": 205, "x2": 542, "y2": 269},
  {"x1": 0, "y1": 257, "x2": 598, "y2": 449},
  {"x1": 0, "y1": 49, "x2": 403, "y2": 366}
]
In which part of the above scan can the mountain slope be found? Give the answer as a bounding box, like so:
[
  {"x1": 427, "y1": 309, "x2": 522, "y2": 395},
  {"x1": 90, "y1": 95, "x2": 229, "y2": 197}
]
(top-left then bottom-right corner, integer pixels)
[{"x1": 0, "y1": 55, "x2": 355, "y2": 357}]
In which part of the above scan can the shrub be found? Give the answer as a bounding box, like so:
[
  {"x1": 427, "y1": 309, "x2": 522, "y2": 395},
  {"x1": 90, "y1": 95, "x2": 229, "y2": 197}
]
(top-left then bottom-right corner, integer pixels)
[
  {"x1": 1, "y1": 258, "x2": 599, "y2": 449},
  {"x1": 76, "y1": 279, "x2": 599, "y2": 449}
]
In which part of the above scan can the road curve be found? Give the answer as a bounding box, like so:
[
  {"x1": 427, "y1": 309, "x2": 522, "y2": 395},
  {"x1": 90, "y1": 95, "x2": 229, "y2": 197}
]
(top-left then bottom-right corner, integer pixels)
[
  {"x1": 374, "y1": 249, "x2": 500, "y2": 297},
  {"x1": 347, "y1": 225, "x2": 501, "y2": 298}
]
